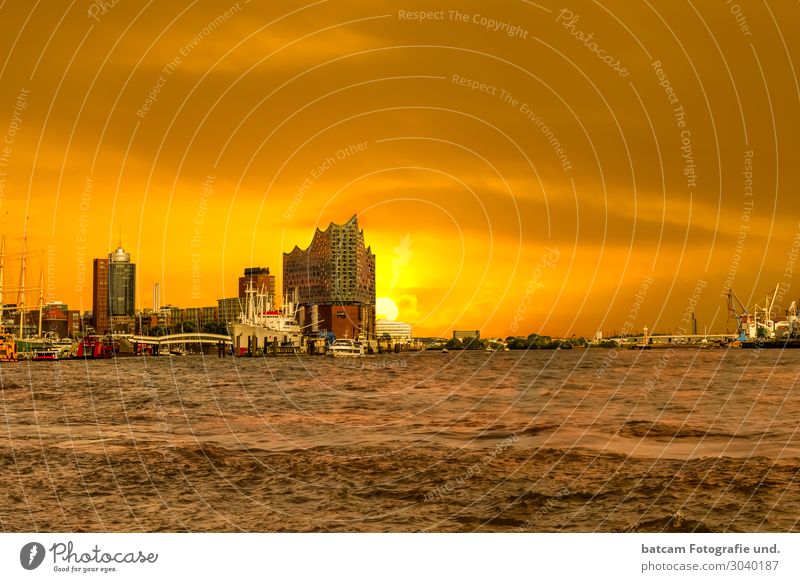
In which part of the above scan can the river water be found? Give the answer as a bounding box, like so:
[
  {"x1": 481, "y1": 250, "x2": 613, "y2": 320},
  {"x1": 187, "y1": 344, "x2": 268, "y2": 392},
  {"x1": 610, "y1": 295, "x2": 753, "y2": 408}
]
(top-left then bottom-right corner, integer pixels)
[{"x1": 1, "y1": 349, "x2": 798, "y2": 532}]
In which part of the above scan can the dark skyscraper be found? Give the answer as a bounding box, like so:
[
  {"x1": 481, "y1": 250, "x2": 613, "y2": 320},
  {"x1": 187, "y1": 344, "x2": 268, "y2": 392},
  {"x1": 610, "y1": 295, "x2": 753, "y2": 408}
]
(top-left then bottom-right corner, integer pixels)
[
  {"x1": 108, "y1": 246, "x2": 136, "y2": 317},
  {"x1": 283, "y1": 215, "x2": 376, "y2": 339},
  {"x1": 92, "y1": 246, "x2": 135, "y2": 334},
  {"x1": 92, "y1": 258, "x2": 109, "y2": 333}
]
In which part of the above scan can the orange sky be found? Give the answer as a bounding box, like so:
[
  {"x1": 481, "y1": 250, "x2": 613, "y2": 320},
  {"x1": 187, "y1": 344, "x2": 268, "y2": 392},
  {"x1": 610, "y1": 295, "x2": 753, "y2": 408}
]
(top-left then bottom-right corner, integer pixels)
[{"x1": 0, "y1": 1, "x2": 798, "y2": 337}]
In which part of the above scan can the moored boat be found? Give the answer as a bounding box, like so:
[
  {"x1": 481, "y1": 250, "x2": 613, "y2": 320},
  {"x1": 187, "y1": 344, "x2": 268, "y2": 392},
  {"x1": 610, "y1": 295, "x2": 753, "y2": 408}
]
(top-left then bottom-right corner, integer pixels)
[
  {"x1": 32, "y1": 348, "x2": 59, "y2": 361},
  {"x1": 0, "y1": 332, "x2": 17, "y2": 361},
  {"x1": 229, "y1": 284, "x2": 303, "y2": 356},
  {"x1": 75, "y1": 335, "x2": 117, "y2": 358},
  {"x1": 327, "y1": 338, "x2": 365, "y2": 357}
]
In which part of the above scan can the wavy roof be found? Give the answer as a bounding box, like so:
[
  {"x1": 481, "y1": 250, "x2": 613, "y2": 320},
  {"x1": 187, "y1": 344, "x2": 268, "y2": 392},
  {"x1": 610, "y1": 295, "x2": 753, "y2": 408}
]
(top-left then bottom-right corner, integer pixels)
[{"x1": 284, "y1": 214, "x2": 373, "y2": 256}]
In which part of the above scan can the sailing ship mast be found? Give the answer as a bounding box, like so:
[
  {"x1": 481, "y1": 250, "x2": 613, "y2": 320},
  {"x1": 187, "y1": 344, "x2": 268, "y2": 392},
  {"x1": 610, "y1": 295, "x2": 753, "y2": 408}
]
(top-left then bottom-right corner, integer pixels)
[
  {"x1": 37, "y1": 251, "x2": 44, "y2": 338},
  {"x1": 0, "y1": 229, "x2": 4, "y2": 333},
  {"x1": 17, "y1": 218, "x2": 26, "y2": 338}
]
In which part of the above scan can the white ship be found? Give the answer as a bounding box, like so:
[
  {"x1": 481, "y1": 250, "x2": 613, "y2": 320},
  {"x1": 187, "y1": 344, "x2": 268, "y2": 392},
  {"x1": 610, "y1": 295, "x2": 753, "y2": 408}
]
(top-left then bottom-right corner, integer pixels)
[
  {"x1": 326, "y1": 338, "x2": 365, "y2": 357},
  {"x1": 229, "y1": 283, "x2": 303, "y2": 355}
]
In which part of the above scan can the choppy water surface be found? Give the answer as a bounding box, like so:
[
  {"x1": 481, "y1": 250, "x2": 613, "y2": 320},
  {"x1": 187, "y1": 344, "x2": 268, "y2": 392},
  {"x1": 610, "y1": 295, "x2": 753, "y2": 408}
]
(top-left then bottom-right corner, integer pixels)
[{"x1": 1, "y1": 349, "x2": 798, "y2": 532}]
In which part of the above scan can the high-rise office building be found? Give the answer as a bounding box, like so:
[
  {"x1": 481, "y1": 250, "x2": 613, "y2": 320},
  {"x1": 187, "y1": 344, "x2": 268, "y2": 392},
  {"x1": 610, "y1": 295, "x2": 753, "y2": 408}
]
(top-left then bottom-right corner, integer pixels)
[
  {"x1": 92, "y1": 246, "x2": 136, "y2": 334},
  {"x1": 108, "y1": 246, "x2": 136, "y2": 316},
  {"x1": 283, "y1": 215, "x2": 376, "y2": 339},
  {"x1": 92, "y1": 258, "x2": 109, "y2": 333}
]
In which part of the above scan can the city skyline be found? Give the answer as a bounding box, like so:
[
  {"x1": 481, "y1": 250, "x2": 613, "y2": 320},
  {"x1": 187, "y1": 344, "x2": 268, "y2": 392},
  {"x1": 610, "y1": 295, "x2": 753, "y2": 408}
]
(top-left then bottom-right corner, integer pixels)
[
  {"x1": 0, "y1": 2, "x2": 798, "y2": 338},
  {"x1": 1, "y1": 183, "x2": 795, "y2": 339},
  {"x1": 1, "y1": 231, "x2": 776, "y2": 340}
]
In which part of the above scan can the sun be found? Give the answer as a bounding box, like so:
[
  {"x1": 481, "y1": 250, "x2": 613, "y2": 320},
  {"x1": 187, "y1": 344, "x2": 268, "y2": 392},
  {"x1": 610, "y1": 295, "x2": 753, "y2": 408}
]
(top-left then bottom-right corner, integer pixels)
[{"x1": 375, "y1": 297, "x2": 399, "y2": 321}]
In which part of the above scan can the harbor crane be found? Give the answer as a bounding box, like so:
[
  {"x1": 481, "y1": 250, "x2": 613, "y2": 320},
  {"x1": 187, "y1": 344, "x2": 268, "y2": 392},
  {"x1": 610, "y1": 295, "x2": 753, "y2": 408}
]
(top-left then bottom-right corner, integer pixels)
[
  {"x1": 783, "y1": 300, "x2": 799, "y2": 339},
  {"x1": 726, "y1": 289, "x2": 750, "y2": 341},
  {"x1": 727, "y1": 285, "x2": 784, "y2": 341}
]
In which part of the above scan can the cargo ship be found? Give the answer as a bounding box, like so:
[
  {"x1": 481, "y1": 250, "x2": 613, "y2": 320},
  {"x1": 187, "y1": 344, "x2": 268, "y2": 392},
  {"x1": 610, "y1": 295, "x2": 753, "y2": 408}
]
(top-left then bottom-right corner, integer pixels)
[{"x1": 229, "y1": 284, "x2": 303, "y2": 356}]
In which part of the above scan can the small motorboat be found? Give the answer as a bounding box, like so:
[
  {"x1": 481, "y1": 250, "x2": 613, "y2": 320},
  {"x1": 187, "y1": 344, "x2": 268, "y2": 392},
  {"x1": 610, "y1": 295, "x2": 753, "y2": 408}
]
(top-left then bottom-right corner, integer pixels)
[
  {"x1": 32, "y1": 348, "x2": 59, "y2": 361},
  {"x1": 327, "y1": 338, "x2": 365, "y2": 357}
]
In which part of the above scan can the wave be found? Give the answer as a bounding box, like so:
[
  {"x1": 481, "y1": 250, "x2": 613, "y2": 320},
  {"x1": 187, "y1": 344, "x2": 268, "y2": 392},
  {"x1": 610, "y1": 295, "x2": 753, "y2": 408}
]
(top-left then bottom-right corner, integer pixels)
[
  {"x1": 618, "y1": 420, "x2": 764, "y2": 440},
  {"x1": 620, "y1": 510, "x2": 718, "y2": 533},
  {"x1": 0, "y1": 381, "x2": 28, "y2": 390}
]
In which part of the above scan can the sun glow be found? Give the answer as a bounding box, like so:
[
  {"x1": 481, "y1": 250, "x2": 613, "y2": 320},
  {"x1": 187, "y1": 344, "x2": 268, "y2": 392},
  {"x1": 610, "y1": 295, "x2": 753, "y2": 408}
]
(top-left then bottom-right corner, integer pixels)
[{"x1": 376, "y1": 297, "x2": 399, "y2": 321}]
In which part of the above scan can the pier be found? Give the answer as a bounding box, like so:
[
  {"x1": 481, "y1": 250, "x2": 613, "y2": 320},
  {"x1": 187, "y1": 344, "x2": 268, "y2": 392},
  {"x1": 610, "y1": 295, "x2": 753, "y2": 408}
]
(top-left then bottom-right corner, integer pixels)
[
  {"x1": 628, "y1": 333, "x2": 737, "y2": 347},
  {"x1": 121, "y1": 333, "x2": 232, "y2": 356}
]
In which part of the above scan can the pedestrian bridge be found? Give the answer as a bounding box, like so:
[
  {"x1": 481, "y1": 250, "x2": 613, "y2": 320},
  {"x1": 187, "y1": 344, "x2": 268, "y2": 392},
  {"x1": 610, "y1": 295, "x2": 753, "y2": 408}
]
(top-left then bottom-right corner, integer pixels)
[{"x1": 127, "y1": 333, "x2": 232, "y2": 345}]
